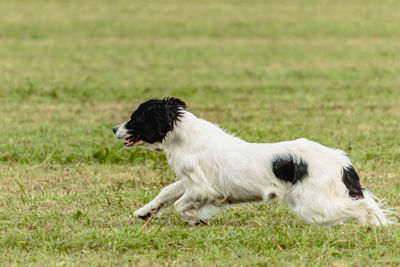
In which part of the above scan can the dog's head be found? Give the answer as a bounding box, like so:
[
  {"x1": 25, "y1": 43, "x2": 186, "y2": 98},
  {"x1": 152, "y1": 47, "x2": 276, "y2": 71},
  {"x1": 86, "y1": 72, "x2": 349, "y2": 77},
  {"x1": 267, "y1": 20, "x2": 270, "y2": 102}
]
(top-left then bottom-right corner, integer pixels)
[{"x1": 113, "y1": 97, "x2": 186, "y2": 149}]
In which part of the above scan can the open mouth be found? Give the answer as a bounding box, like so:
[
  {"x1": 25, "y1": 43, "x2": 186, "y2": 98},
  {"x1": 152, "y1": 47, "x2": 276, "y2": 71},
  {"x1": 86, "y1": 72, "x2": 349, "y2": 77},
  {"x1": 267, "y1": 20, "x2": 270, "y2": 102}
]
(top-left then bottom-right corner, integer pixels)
[{"x1": 124, "y1": 136, "x2": 141, "y2": 147}]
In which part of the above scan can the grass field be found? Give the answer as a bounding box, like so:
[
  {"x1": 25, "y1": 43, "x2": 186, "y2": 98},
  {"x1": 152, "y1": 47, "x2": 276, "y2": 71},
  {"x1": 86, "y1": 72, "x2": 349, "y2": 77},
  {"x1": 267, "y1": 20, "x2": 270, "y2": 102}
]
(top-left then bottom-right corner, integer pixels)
[{"x1": 1, "y1": 0, "x2": 400, "y2": 265}]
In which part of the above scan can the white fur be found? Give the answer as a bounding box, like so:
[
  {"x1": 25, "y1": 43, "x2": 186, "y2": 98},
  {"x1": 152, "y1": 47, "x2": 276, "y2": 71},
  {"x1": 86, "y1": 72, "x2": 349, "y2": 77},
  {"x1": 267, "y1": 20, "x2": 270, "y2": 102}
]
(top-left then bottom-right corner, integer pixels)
[
  {"x1": 132, "y1": 110, "x2": 394, "y2": 226},
  {"x1": 114, "y1": 122, "x2": 129, "y2": 138}
]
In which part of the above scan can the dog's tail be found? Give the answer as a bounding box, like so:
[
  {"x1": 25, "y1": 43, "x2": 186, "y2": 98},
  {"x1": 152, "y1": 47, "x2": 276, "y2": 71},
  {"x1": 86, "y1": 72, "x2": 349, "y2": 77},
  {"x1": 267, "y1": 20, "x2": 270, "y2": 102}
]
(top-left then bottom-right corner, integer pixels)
[{"x1": 361, "y1": 189, "x2": 395, "y2": 225}]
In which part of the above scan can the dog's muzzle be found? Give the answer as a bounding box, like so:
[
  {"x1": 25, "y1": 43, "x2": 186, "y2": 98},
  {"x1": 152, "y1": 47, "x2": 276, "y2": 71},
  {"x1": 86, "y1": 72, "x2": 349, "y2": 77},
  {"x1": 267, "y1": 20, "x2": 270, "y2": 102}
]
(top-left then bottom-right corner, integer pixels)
[{"x1": 113, "y1": 124, "x2": 142, "y2": 147}]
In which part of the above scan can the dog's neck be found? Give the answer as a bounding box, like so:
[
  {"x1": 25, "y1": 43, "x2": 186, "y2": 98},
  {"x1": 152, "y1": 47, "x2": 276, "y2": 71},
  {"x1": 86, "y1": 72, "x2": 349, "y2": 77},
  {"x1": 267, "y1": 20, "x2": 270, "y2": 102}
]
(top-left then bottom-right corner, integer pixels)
[
  {"x1": 161, "y1": 111, "x2": 198, "y2": 153},
  {"x1": 159, "y1": 110, "x2": 239, "y2": 158}
]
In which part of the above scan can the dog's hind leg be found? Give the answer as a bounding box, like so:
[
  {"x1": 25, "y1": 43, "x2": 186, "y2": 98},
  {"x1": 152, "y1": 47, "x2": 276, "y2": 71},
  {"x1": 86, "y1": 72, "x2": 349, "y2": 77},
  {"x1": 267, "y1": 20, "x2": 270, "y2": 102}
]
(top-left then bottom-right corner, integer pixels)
[
  {"x1": 288, "y1": 189, "x2": 393, "y2": 226},
  {"x1": 355, "y1": 189, "x2": 394, "y2": 225},
  {"x1": 134, "y1": 181, "x2": 185, "y2": 220},
  {"x1": 287, "y1": 195, "x2": 357, "y2": 226}
]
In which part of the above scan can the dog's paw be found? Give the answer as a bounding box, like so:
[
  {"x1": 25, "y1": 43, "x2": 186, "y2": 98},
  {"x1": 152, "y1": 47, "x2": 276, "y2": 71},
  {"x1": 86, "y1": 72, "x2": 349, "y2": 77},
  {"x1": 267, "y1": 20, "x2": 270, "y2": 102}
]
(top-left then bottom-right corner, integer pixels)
[
  {"x1": 134, "y1": 205, "x2": 159, "y2": 220},
  {"x1": 192, "y1": 219, "x2": 209, "y2": 226},
  {"x1": 199, "y1": 219, "x2": 209, "y2": 226}
]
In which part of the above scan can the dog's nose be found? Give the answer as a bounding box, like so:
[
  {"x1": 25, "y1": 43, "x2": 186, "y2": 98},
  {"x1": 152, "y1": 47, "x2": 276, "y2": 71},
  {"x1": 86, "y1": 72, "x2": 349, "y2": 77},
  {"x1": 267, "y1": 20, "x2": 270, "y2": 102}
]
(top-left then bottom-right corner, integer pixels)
[{"x1": 113, "y1": 126, "x2": 118, "y2": 134}]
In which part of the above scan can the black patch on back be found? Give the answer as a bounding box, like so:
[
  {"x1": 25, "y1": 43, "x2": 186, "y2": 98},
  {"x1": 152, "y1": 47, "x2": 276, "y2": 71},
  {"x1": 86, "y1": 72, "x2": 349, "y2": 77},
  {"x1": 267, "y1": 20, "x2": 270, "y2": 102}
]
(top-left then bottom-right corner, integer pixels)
[
  {"x1": 342, "y1": 165, "x2": 364, "y2": 199},
  {"x1": 272, "y1": 154, "x2": 308, "y2": 184}
]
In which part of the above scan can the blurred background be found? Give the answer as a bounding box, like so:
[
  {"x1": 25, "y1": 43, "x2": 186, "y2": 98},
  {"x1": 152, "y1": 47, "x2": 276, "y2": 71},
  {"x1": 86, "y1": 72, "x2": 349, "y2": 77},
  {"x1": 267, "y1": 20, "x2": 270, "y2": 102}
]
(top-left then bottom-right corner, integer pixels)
[{"x1": 1, "y1": 0, "x2": 399, "y2": 165}]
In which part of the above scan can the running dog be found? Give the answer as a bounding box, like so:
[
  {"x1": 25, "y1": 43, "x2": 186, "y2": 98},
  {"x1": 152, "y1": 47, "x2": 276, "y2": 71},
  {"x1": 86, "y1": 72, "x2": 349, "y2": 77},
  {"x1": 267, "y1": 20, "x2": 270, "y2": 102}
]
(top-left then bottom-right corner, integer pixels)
[{"x1": 113, "y1": 97, "x2": 393, "y2": 226}]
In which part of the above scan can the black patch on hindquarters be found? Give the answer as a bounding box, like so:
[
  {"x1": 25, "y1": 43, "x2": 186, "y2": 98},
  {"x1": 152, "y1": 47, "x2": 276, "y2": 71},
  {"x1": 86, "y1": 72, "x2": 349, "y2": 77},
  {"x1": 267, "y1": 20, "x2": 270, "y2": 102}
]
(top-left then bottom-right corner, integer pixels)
[
  {"x1": 342, "y1": 165, "x2": 364, "y2": 199},
  {"x1": 272, "y1": 154, "x2": 308, "y2": 184}
]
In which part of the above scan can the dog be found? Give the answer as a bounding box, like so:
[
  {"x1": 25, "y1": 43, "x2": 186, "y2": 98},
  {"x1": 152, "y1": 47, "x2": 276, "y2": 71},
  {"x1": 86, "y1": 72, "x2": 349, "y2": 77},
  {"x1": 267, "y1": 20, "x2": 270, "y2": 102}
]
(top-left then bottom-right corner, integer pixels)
[{"x1": 113, "y1": 97, "x2": 393, "y2": 226}]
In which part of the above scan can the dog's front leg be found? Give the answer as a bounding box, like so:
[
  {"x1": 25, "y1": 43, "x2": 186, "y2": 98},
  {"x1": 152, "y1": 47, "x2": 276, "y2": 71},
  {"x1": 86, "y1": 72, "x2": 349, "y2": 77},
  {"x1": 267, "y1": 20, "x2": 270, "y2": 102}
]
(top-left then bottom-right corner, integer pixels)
[
  {"x1": 173, "y1": 191, "x2": 208, "y2": 225},
  {"x1": 134, "y1": 180, "x2": 185, "y2": 220}
]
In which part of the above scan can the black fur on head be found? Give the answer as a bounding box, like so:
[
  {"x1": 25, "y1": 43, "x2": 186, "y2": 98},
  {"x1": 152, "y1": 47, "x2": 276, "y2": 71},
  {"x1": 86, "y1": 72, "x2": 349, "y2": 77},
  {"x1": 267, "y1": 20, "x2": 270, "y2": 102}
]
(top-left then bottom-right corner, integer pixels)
[{"x1": 125, "y1": 97, "x2": 186, "y2": 144}]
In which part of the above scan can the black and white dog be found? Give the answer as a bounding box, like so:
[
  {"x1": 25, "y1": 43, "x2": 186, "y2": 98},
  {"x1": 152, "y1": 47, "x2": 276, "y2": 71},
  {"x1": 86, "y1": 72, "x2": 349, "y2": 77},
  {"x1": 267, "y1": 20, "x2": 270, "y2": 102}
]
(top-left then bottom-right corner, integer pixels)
[{"x1": 113, "y1": 97, "x2": 393, "y2": 226}]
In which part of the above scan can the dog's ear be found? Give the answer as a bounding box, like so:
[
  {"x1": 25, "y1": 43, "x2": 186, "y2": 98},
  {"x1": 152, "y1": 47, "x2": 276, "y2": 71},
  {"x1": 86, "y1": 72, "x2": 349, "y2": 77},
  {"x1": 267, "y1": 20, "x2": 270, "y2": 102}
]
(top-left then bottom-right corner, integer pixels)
[
  {"x1": 164, "y1": 97, "x2": 186, "y2": 110},
  {"x1": 140, "y1": 104, "x2": 171, "y2": 141},
  {"x1": 163, "y1": 97, "x2": 186, "y2": 128}
]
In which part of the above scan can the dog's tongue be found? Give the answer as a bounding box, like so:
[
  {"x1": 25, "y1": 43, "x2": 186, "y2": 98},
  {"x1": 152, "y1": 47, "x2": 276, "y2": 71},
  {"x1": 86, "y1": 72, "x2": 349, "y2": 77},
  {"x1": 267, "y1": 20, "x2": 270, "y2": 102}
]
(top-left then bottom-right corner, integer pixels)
[{"x1": 124, "y1": 137, "x2": 139, "y2": 147}]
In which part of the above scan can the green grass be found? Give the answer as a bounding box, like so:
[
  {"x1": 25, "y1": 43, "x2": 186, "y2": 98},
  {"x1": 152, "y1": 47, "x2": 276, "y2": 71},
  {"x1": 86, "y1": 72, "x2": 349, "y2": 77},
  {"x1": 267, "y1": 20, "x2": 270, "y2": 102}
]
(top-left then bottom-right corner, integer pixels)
[{"x1": 1, "y1": 0, "x2": 400, "y2": 265}]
